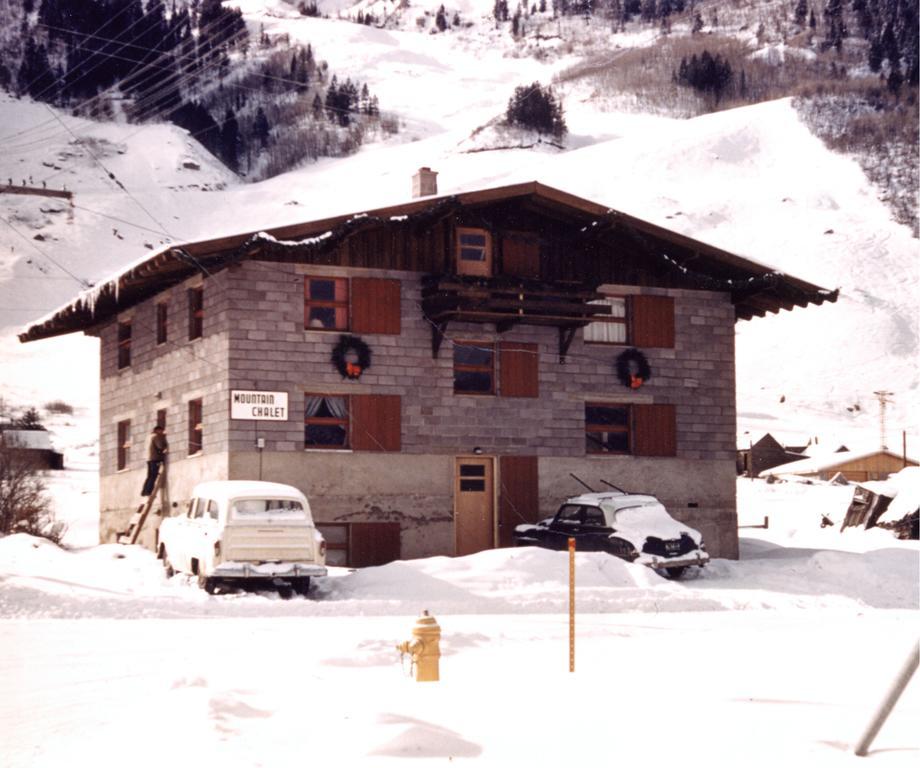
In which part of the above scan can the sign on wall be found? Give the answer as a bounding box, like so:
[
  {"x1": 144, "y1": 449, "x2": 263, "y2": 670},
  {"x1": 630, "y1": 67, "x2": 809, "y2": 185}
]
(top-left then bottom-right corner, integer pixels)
[{"x1": 230, "y1": 390, "x2": 288, "y2": 421}]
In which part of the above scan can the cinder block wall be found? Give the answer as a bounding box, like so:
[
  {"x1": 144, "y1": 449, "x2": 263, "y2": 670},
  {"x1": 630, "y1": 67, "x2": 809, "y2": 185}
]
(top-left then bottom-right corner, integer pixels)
[
  {"x1": 222, "y1": 261, "x2": 738, "y2": 559},
  {"x1": 95, "y1": 271, "x2": 232, "y2": 542}
]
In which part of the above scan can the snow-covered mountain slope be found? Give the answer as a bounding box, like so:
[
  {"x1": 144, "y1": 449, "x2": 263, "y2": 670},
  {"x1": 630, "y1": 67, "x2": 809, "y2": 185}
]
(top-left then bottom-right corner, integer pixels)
[{"x1": 1, "y1": 5, "x2": 916, "y2": 456}]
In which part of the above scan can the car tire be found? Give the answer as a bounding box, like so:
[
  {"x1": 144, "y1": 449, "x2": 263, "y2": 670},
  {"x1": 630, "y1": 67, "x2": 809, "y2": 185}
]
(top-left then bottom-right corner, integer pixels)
[
  {"x1": 161, "y1": 548, "x2": 175, "y2": 578},
  {"x1": 663, "y1": 566, "x2": 687, "y2": 580}
]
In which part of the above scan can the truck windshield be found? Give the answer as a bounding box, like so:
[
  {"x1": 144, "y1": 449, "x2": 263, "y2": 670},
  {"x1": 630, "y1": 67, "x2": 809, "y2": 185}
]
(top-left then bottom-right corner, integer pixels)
[{"x1": 231, "y1": 498, "x2": 306, "y2": 518}]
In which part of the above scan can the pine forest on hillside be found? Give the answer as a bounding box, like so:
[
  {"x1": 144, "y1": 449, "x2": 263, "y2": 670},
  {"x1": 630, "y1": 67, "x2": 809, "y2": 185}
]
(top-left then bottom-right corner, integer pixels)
[
  {"x1": 1, "y1": 0, "x2": 391, "y2": 180},
  {"x1": 0, "y1": 0, "x2": 916, "y2": 230}
]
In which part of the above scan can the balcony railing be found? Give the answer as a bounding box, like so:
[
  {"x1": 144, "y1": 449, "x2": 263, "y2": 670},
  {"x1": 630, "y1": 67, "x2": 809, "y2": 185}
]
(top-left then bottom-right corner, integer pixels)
[{"x1": 421, "y1": 274, "x2": 611, "y2": 361}]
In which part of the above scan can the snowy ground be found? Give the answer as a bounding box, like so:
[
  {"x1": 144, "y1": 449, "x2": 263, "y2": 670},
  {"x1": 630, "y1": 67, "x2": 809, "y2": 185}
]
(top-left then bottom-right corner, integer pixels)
[{"x1": 1, "y1": 479, "x2": 917, "y2": 766}]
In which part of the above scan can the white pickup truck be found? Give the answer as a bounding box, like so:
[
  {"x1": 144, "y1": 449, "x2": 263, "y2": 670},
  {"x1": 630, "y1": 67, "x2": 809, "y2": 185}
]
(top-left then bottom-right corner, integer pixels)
[{"x1": 157, "y1": 480, "x2": 327, "y2": 595}]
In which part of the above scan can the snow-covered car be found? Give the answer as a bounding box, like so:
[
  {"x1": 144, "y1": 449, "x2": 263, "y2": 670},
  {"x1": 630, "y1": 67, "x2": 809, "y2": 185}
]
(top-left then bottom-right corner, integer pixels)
[
  {"x1": 157, "y1": 480, "x2": 327, "y2": 595},
  {"x1": 513, "y1": 492, "x2": 708, "y2": 578}
]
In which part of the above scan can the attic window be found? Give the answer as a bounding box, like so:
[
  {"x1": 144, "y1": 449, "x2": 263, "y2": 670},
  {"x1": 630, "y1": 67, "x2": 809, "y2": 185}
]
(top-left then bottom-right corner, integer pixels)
[{"x1": 456, "y1": 228, "x2": 492, "y2": 277}]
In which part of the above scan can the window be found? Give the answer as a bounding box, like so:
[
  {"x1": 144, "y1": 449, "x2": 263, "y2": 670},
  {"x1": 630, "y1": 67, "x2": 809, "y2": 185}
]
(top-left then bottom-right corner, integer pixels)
[
  {"x1": 117, "y1": 419, "x2": 131, "y2": 470},
  {"x1": 188, "y1": 398, "x2": 203, "y2": 455},
  {"x1": 586, "y1": 403, "x2": 677, "y2": 456},
  {"x1": 305, "y1": 395, "x2": 349, "y2": 448},
  {"x1": 459, "y1": 463, "x2": 486, "y2": 492},
  {"x1": 584, "y1": 296, "x2": 628, "y2": 344},
  {"x1": 156, "y1": 302, "x2": 168, "y2": 345},
  {"x1": 586, "y1": 403, "x2": 631, "y2": 454},
  {"x1": 304, "y1": 277, "x2": 348, "y2": 330},
  {"x1": 499, "y1": 342, "x2": 538, "y2": 398},
  {"x1": 117, "y1": 321, "x2": 132, "y2": 369},
  {"x1": 155, "y1": 408, "x2": 167, "y2": 431},
  {"x1": 188, "y1": 286, "x2": 203, "y2": 340},
  {"x1": 585, "y1": 295, "x2": 676, "y2": 348},
  {"x1": 304, "y1": 394, "x2": 401, "y2": 452},
  {"x1": 456, "y1": 227, "x2": 492, "y2": 277},
  {"x1": 453, "y1": 342, "x2": 494, "y2": 394}
]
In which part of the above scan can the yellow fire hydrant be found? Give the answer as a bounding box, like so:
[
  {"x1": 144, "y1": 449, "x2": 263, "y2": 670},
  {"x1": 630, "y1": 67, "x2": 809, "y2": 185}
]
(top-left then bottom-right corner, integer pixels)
[{"x1": 397, "y1": 610, "x2": 441, "y2": 682}]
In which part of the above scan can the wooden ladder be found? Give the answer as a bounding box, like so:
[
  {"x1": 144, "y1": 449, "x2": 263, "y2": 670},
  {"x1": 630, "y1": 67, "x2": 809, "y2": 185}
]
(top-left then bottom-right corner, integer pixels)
[{"x1": 118, "y1": 468, "x2": 164, "y2": 545}]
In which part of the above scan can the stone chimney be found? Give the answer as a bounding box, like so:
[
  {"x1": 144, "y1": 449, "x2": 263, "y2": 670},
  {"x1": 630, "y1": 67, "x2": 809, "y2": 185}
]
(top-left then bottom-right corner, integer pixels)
[{"x1": 412, "y1": 167, "x2": 438, "y2": 198}]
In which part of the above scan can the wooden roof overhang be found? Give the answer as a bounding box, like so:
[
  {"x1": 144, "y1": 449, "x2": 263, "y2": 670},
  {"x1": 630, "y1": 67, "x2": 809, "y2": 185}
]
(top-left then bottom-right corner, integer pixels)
[{"x1": 19, "y1": 181, "x2": 837, "y2": 343}]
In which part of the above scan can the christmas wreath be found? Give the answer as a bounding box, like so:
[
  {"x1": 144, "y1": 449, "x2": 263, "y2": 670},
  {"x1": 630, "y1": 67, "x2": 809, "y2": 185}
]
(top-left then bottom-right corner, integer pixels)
[
  {"x1": 332, "y1": 334, "x2": 372, "y2": 379},
  {"x1": 615, "y1": 348, "x2": 651, "y2": 389}
]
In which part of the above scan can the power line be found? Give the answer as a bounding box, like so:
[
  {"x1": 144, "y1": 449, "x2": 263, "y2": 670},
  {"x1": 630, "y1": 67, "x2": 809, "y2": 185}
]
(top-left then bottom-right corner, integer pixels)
[{"x1": 0, "y1": 214, "x2": 92, "y2": 288}]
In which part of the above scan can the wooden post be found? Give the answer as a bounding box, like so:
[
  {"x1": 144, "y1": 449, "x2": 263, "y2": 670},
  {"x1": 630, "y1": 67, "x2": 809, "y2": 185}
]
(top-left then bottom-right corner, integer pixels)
[
  {"x1": 568, "y1": 537, "x2": 575, "y2": 673},
  {"x1": 904, "y1": 431, "x2": 908, "y2": 468},
  {"x1": 854, "y1": 642, "x2": 918, "y2": 756}
]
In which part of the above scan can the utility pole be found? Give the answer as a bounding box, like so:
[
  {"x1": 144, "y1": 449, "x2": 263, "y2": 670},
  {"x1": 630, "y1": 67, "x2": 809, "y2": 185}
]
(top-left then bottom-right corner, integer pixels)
[{"x1": 873, "y1": 391, "x2": 894, "y2": 450}]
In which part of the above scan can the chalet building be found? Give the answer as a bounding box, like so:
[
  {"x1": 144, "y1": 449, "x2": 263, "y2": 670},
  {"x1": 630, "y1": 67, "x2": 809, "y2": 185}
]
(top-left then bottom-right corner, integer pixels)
[
  {"x1": 759, "y1": 449, "x2": 917, "y2": 483},
  {"x1": 20, "y1": 175, "x2": 837, "y2": 565}
]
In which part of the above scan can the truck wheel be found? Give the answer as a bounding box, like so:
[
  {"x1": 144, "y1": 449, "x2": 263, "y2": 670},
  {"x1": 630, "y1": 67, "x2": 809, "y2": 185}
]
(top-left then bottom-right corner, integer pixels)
[
  {"x1": 292, "y1": 578, "x2": 311, "y2": 597},
  {"x1": 664, "y1": 566, "x2": 687, "y2": 580},
  {"x1": 198, "y1": 573, "x2": 216, "y2": 594},
  {"x1": 277, "y1": 583, "x2": 294, "y2": 600}
]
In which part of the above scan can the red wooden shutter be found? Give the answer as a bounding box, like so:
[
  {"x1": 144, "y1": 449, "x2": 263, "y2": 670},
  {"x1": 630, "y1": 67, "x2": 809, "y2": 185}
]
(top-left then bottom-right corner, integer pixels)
[
  {"x1": 499, "y1": 456, "x2": 540, "y2": 547},
  {"x1": 351, "y1": 278, "x2": 401, "y2": 334},
  {"x1": 502, "y1": 234, "x2": 540, "y2": 278},
  {"x1": 349, "y1": 522, "x2": 401, "y2": 566},
  {"x1": 631, "y1": 295, "x2": 674, "y2": 348},
  {"x1": 499, "y1": 342, "x2": 538, "y2": 398},
  {"x1": 633, "y1": 404, "x2": 677, "y2": 457},
  {"x1": 351, "y1": 394, "x2": 401, "y2": 452}
]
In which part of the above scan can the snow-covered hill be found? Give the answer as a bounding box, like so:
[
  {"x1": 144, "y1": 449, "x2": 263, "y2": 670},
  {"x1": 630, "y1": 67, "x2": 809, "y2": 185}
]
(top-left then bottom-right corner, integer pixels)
[{"x1": 1, "y1": 1, "x2": 917, "y2": 472}]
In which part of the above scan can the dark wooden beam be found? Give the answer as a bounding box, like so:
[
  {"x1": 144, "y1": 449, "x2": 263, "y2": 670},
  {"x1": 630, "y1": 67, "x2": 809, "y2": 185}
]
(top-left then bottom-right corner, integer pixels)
[
  {"x1": 430, "y1": 320, "x2": 449, "y2": 359},
  {"x1": 559, "y1": 327, "x2": 577, "y2": 364}
]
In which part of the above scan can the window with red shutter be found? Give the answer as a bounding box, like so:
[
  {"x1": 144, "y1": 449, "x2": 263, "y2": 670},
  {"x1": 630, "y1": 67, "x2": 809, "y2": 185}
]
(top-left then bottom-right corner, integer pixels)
[
  {"x1": 117, "y1": 419, "x2": 131, "y2": 470},
  {"x1": 499, "y1": 342, "x2": 538, "y2": 398},
  {"x1": 633, "y1": 403, "x2": 677, "y2": 457},
  {"x1": 351, "y1": 394, "x2": 401, "y2": 452},
  {"x1": 351, "y1": 278, "x2": 401, "y2": 334},
  {"x1": 631, "y1": 295, "x2": 675, "y2": 348},
  {"x1": 188, "y1": 398, "x2": 203, "y2": 455}
]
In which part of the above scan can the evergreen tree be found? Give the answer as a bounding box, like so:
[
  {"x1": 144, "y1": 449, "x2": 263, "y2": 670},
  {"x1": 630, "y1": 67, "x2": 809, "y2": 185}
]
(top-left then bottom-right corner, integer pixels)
[
  {"x1": 253, "y1": 106, "x2": 270, "y2": 148},
  {"x1": 675, "y1": 50, "x2": 733, "y2": 102},
  {"x1": 220, "y1": 108, "x2": 241, "y2": 171},
  {"x1": 436, "y1": 4, "x2": 448, "y2": 31},
  {"x1": 691, "y1": 9, "x2": 703, "y2": 33},
  {"x1": 505, "y1": 82, "x2": 567, "y2": 138},
  {"x1": 823, "y1": 0, "x2": 846, "y2": 51}
]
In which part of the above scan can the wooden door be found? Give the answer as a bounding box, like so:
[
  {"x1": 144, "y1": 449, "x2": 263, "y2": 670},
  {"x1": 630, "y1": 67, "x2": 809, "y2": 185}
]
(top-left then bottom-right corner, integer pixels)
[
  {"x1": 455, "y1": 457, "x2": 495, "y2": 556},
  {"x1": 498, "y1": 455, "x2": 539, "y2": 547}
]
